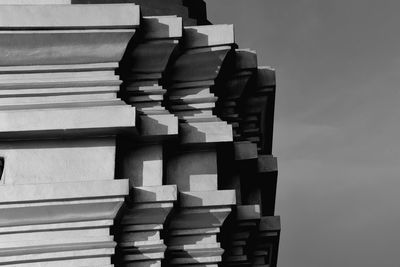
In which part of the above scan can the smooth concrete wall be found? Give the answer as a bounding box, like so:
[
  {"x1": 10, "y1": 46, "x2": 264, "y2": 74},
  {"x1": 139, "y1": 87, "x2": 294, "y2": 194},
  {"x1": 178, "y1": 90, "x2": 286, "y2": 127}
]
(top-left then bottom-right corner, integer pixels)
[
  {"x1": 166, "y1": 149, "x2": 218, "y2": 192},
  {"x1": 0, "y1": 138, "x2": 115, "y2": 185}
]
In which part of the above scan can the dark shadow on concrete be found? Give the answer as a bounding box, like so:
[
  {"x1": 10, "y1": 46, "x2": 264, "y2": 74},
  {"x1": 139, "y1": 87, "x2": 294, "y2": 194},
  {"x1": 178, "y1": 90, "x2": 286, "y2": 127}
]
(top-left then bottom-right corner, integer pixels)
[{"x1": 0, "y1": 157, "x2": 4, "y2": 182}]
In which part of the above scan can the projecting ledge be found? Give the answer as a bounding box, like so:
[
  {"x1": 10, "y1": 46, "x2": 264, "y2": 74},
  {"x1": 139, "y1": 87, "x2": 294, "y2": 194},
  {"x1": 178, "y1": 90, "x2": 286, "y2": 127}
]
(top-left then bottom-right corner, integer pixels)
[
  {"x1": 0, "y1": 179, "x2": 129, "y2": 204},
  {"x1": 0, "y1": 105, "x2": 136, "y2": 139},
  {"x1": 139, "y1": 113, "x2": 178, "y2": 137},
  {"x1": 180, "y1": 190, "x2": 236, "y2": 207},
  {"x1": 0, "y1": 4, "x2": 140, "y2": 29},
  {"x1": 130, "y1": 185, "x2": 177, "y2": 203},
  {"x1": 234, "y1": 141, "x2": 259, "y2": 160},
  {"x1": 0, "y1": 179, "x2": 129, "y2": 228},
  {"x1": 179, "y1": 121, "x2": 233, "y2": 144},
  {"x1": 258, "y1": 155, "x2": 278, "y2": 173},
  {"x1": 259, "y1": 216, "x2": 281, "y2": 233}
]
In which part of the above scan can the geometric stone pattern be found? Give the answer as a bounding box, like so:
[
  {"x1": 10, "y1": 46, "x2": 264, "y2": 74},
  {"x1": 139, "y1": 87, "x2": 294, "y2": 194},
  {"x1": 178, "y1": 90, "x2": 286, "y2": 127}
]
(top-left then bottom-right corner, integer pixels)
[{"x1": 0, "y1": 1, "x2": 281, "y2": 267}]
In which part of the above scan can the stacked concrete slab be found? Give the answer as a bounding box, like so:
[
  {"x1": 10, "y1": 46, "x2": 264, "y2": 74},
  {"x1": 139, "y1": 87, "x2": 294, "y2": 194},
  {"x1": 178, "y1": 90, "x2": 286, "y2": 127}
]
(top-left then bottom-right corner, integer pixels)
[
  {"x1": 0, "y1": 1, "x2": 281, "y2": 267},
  {"x1": 0, "y1": 3, "x2": 138, "y2": 266}
]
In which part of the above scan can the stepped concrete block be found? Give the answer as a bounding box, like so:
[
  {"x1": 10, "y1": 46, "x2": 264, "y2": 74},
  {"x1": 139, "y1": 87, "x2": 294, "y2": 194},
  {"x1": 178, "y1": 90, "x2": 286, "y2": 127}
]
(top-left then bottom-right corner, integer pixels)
[
  {"x1": 0, "y1": 2, "x2": 281, "y2": 266},
  {"x1": 0, "y1": 179, "x2": 129, "y2": 266}
]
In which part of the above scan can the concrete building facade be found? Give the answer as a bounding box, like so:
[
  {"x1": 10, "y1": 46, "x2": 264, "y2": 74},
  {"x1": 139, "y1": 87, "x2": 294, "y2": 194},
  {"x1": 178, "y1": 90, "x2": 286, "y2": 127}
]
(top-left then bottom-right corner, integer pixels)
[{"x1": 0, "y1": 1, "x2": 280, "y2": 266}]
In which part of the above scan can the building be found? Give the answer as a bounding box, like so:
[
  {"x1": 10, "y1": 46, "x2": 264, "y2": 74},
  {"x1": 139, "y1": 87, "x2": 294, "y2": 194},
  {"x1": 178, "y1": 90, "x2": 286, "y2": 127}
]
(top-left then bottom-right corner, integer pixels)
[{"x1": 0, "y1": 1, "x2": 280, "y2": 266}]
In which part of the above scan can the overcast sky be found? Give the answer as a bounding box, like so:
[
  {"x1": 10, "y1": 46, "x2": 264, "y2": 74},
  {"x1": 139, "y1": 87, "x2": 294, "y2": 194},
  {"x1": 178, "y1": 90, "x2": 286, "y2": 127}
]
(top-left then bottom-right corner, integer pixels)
[{"x1": 205, "y1": 1, "x2": 400, "y2": 266}]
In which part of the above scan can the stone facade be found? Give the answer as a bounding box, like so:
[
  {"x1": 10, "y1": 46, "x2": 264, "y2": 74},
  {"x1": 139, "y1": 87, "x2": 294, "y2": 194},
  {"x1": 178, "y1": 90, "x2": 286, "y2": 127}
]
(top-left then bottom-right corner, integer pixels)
[{"x1": 0, "y1": 1, "x2": 280, "y2": 266}]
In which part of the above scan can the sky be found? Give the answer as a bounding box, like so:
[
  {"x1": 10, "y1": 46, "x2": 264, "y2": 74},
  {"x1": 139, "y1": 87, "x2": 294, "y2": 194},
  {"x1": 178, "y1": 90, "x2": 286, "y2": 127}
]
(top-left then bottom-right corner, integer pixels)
[{"x1": 205, "y1": 1, "x2": 400, "y2": 266}]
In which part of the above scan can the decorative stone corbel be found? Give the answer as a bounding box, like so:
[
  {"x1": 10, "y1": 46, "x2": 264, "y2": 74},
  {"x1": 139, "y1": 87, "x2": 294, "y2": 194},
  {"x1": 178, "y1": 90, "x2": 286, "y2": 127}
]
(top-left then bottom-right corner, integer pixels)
[
  {"x1": 163, "y1": 24, "x2": 238, "y2": 266},
  {"x1": 114, "y1": 15, "x2": 183, "y2": 267},
  {"x1": 119, "y1": 16, "x2": 181, "y2": 138}
]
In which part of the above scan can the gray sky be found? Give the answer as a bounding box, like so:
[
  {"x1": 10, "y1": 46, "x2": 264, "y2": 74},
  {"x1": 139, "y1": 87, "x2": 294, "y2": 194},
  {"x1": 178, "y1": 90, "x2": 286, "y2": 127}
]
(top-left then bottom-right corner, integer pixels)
[{"x1": 205, "y1": 1, "x2": 400, "y2": 266}]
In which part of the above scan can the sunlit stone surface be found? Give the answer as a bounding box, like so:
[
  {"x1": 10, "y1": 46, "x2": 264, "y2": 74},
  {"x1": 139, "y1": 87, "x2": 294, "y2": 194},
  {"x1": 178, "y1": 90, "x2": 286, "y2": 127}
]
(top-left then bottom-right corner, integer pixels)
[{"x1": 0, "y1": 1, "x2": 280, "y2": 266}]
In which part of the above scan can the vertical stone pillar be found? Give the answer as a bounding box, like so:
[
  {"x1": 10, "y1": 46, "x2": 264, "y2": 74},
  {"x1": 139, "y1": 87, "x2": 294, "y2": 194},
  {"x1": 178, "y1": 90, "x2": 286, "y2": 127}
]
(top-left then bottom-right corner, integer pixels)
[
  {"x1": 115, "y1": 143, "x2": 177, "y2": 267},
  {"x1": 214, "y1": 49, "x2": 261, "y2": 266},
  {"x1": 239, "y1": 68, "x2": 278, "y2": 215},
  {"x1": 239, "y1": 67, "x2": 281, "y2": 267},
  {"x1": 163, "y1": 25, "x2": 237, "y2": 266},
  {"x1": 165, "y1": 147, "x2": 236, "y2": 266},
  {"x1": 0, "y1": 4, "x2": 139, "y2": 266},
  {"x1": 114, "y1": 16, "x2": 182, "y2": 267}
]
